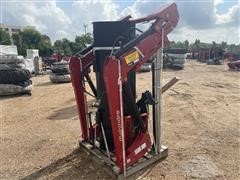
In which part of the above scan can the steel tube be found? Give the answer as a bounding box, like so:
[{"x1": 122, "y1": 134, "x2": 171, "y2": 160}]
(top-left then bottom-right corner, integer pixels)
[
  {"x1": 153, "y1": 49, "x2": 162, "y2": 154},
  {"x1": 153, "y1": 27, "x2": 164, "y2": 154}
]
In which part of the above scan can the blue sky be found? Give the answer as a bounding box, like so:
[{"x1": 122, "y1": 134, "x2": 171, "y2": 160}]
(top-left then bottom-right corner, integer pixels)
[
  {"x1": 2, "y1": 0, "x2": 240, "y2": 44},
  {"x1": 216, "y1": 0, "x2": 238, "y2": 13}
]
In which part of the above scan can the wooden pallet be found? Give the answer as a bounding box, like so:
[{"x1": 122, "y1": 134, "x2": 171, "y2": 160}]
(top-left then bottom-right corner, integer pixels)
[{"x1": 79, "y1": 141, "x2": 168, "y2": 179}]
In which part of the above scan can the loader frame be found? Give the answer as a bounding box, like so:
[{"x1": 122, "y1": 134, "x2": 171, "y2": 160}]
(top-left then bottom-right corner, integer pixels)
[{"x1": 69, "y1": 3, "x2": 179, "y2": 178}]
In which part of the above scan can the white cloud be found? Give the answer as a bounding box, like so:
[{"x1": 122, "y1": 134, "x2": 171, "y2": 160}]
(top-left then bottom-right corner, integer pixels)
[
  {"x1": 120, "y1": 0, "x2": 239, "y2": 44},
  {"x1": 1, "y1": 0, "x2": 239, "y2": 44},
  {"x1": 2, "y1": 0, "x2": 72, "y2": 41},
  {"x1": 216, "y1": 4, "x2": 240, "y2": 26},
  {"x1": 70, "y1": 0, "x2": 119, "y2": 36},
  {"x1": 214, "y1": 0, "x2": 224, "y2": 6}
]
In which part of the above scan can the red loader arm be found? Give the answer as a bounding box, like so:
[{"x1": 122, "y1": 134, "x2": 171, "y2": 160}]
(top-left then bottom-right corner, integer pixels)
[
  {"x1": 69, "y1": 3, "x2": 179, "y2": 171},
  {"x1": 103, "y1": 3, "x2": 179, "y2": 169}
]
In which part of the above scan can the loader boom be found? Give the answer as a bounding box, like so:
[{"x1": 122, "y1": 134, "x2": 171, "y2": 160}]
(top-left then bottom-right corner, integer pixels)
[{"x1": 69, "y1": 3, "x2": 179, "y2": 176}]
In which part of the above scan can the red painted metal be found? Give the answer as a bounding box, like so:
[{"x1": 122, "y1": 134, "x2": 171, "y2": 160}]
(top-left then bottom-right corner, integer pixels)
[
  {"x1": 69, "y1": 56, "x2": 89, "y2": 140},
  {"x1": 69, "y1": 50, "x2": 95, "y2": 140},
  {"x1": 69, "y1": 2, "x2": 179, "y2": 171},
  {"x1": 103, "y1": 3, "x2": 179, "y2": 169}
]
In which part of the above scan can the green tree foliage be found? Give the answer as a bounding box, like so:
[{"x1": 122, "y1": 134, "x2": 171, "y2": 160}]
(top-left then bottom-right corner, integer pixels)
[
  {"x1": 9, "y1": 27, "x2": 238, "y2": 58},
  {"x1": 0, "y1": 29, "x2": 11, "y2": 45},
  {"x1": 212, "y1": 41, "x2": 216, "y2": 48},
  {"x1": 227, "y1": 44, "x2": 240, "y2": 55},
  {"x1": 72, "y1": 33, "x2": 93, "y2": 53},
  {"x1": 169, "y1": 40, "x2": 190, "y2": 51},
  {"x1": 184, "y1": 40, "x2": 189, "y2": 50},
  {"x1": 190, "y1": 39, "x2": 201, "y2": 51},
  {"x1": 53, "y1": 33, "x2": 93, "y2": 55},
  {"x1": 169, "y1": 39, "x2": 239, "y2": 56},
  {"x1": 12, "y1": 28, "x2": 53, "y2": 56},
  {"x1": 53, "y1": 38, "x2": 72, "y2": 55},
  {"x1": 220, "y1": 41, "x2": 227, "y2": 49},
  {"x1": 38, "y1": 35, "x2": 53, "y2": 56}
]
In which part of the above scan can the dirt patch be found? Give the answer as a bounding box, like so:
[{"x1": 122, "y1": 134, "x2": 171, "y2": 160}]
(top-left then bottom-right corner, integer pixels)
[
  {"x1": 202, "y1": 81, "x2": 238, "y2": 89},
  {"x1": 181, "y1": 155, "x2": 224, "y2": 179},
  {"x1": 48, "y1": 106, "x2": 78, "y2": 120}
]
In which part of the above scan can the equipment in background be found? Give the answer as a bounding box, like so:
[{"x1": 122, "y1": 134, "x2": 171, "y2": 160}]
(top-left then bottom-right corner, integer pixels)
[
  {"x1": 228, "y1": 59, "x2": 240, "y2": 71},
  {"x1": 225, "y1": 52, "x2": 239, "y2": 62},
  {"x1": 69, "y1": 3, "x2": 179, "y2": 179},
  {"x1": 195, "y1": 47, "x2": 225, "y2": 65},
  {"x1": 42, "y1": 57, "x2": 56, "y2": 70},
  {"x1": 42, "y1": 53, "x2": 70, "y2": 70},
  {"x1": 206, "y1": 47, "x2": 224, "y2": 65},
  {"x1": 163, "y1": 48, "x2": 187, "y2": 69},
  {"x1": 49, "y1": 61, "x2": 71, "y2": 83},
  {"x1": 197, "y1": 48, "x2": 209, "y2": 62}
]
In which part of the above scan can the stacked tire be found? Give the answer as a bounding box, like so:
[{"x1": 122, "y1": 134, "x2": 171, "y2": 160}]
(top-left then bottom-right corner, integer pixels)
[
  {"x1": 0, "y1": 55, "x2": 32, "y2": 96},
  {"x1": 49, "y1": 62, "x2": 71, "y2": 83},
  {"x1": 163, "y1": 48, "x2": 187, "y2": 70}
]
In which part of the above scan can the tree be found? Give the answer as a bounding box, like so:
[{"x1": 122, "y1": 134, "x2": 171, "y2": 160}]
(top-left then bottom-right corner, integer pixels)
[
  {"x1": 183, "y1": 40, "x2": 189, "y2": 51},
  {"x1": 38, "y1": 35, "x2": 53, "y2": 56},
  {"x1": 71, "y1": 33, "x2": 93, "y2": 54},
  {"x1": 12, "y1": 33, "x2": 25, "y2": 55},
  {"x1": 190, "y1": 39, "x2": 201, "y2": 51},
  {"x1": 227, "y1": 44, "x2": 240, "y2": 55},
  {"x1": 62, "y1": 38, "x2": 72, "y2": 55},
  {"x1": 220, "y1": 41, "x2": 227, "y2": 50},
  {"x1": 53, "y1": 40, "x2": 64, "y2": 54},
  {"x1": 12, "y1": 28, "x2": 53, "y2": 56},
  {"x1": 53, "y1": 33, "x2": 93, "y2": 56},
  {"x1": 169, "y1": 40, "x2": 189, "y2": 51},
  {"x1": 212, "y1": 41, "x2": 216, "y2": 48},
  {"x1": 169, "y1": 41, "x2": 185, "y2": 49},
  {"x1": 0, "y1": 29, "x2": 11, "y2": 45},
  {"x1": 53, "y1": 38, "x2": 72, "y2": 55}
]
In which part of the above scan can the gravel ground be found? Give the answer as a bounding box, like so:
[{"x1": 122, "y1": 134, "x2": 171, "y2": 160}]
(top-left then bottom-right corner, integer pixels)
[{"x1": 0, "y1": 60, "x2": 239, "y2": 179}]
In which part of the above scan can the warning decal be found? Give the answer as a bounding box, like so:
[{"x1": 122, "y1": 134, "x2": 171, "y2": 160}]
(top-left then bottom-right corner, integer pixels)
[{"x1": 124, "y1": 51, "x2": 140, "y2": 66}]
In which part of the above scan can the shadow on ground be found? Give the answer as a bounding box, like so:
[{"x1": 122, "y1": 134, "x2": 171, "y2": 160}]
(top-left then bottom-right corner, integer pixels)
[
  {"x1": 34, "y1": 82, "x2": 55, "y2": 87},
  {"x1": 48, "y1": 105, "x2": 78, "y2": 120},
  {"x1": 21, "y1": 147, "x2": 159, "y2": 180},
  {"x1": 21, "y1": 148, "x2": 112, "y2": 180},
  {"x1": 0, "y1": 93, "x2": 31, "y2": 100}
]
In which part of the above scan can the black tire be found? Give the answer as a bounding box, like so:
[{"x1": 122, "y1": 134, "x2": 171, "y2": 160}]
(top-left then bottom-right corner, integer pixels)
[
  {"x1": 0, "y1": 68, "x2": 31, "y2": 84},
  {"x1": 13, "y1": 80, "x2": 32, "y2": 87},
  {"x1": 0, "y1": 84, "x2": 32, "y2": 96},
  {"x1": 49, "y1": 73, "x2": 71, "y2": 83},
  {"x1": 52, "y1": 62, "x2": 68, "y2": 66},
  {"x1": 52, "y1": 62, "x2": 68, "y2": 69},
  {"x1": 0, "y1": 55, "x2": 24, "y2": 64},
  {"x1": 0, "y1": 63, "x2": 25, "y2": 70},
  {"x1": 52, "y1": 67, "x2": 69, "y2": 74}
]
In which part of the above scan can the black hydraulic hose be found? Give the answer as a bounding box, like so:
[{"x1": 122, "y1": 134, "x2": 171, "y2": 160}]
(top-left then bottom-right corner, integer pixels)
[
  {"x1": 73, "y1": 44, "x2": 94, "y2": 56},
  {"x1": 79, "y1": 44, "x2": 94, "y2": 55},
  {"x1": 122, "y1": 81, "x2": 146, "y2": 132},
  {"x1": 85, "y1": 73, "x2": 97, "y2": 97},
  {"x1": 113, "y1": 27, "x2": 154, "y2": 59}
]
